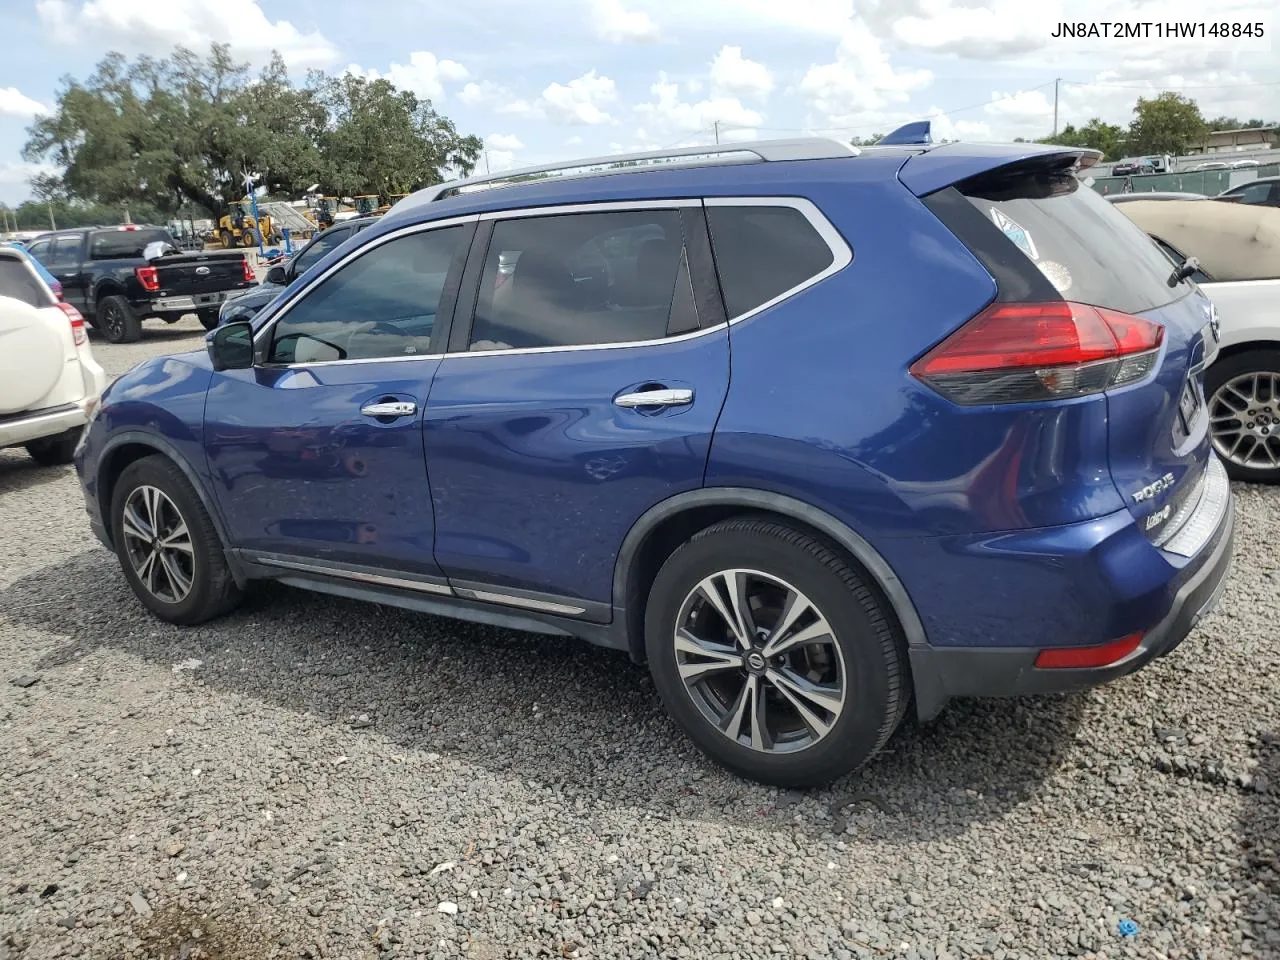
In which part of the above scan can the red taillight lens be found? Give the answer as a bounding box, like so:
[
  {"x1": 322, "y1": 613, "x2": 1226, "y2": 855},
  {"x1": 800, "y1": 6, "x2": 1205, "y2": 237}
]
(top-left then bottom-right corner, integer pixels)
[
  {"x1": 910, "y1": 301, "x2": 1164, "y2": 404},
  {"x1": 135, "y1": 265, "x2": 159, "y2": 292},
  {"x1": 1034, "y1": 632, "x2": 1143, "y2": 669},
  {"x1": 242, "y1": 257, "x2": 255, "y2": 283},
  {"x1": 57, "y1": 301, "x2": 87, "y2": 346}
]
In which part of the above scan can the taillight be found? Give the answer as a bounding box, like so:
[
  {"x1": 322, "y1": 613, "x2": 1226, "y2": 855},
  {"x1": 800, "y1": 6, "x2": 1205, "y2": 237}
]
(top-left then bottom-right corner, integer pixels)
[
  {"x1": 1034, "y1": 632, "x2": 1143, "y2": 669},
  {"x1": 135, "y1": 265, "x2": 160, "y2": 292},
  {"x1": 242, "y1": 258, "x2": 255, "y2": 283},
  {"x1": 57, "y1": 301, "x2": 87, "y2": 346},
  {"x1": 910, "y1": 301, "x2": 1164, "y2": 405}
]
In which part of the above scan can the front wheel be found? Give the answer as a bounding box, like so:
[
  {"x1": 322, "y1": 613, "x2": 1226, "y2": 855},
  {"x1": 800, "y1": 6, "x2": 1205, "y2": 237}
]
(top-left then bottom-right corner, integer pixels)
[
  {"x1": 645, "y1": 517, "x2": 908, "y2": 787},
  {"x1": 1205, "y1": 348, "x2": 1280, "y2": 483},
  {"x1": 109, "y1": 455, "x2": 244, "y2": 624}
]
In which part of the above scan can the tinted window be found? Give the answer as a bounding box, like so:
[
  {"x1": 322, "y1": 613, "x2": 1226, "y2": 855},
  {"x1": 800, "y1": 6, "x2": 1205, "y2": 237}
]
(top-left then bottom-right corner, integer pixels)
[
  {"x1": 25, "y1": 240, "x2": 51, "y2": 264},
  {"x1": 1233, "y1": 182, "x2": 1273, "y2": 205},
  {"x1": 269, "y1": 227, "x2": 463, "y2": 364},
  {"x1": 0, "y1": 256, "x2": 55, "y2": 308},
  {"x1": 469, "y1": 209, "x2": 696, "y2": 351},
  {"x1": 959, "y1": 170, "x2": 1189, "y2": 313},
  {"x1": 705, "y1": 206, "x2": 835, "y2": 319},
  {"x1": 48, "y1": 236, "x2": 83, "y2": 266},
  {"x1": 89, "y1": 228, "x2": 172, "y2": 259},
  {"x1": 293, "y1": 228, "x2": 350, "y2": 275}
]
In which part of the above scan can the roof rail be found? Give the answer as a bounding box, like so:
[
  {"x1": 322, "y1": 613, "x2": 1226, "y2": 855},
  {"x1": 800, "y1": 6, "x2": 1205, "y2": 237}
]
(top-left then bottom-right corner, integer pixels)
[{"x1": 389, "y1": 137, "x2": 859, "y2": 214}]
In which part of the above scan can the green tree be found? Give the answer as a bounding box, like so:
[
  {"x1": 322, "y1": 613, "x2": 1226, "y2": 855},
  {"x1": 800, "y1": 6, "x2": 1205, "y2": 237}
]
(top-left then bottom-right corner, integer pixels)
[
  {"x1": 850, "y1": 133, "x2": 883, "y2": 146},
  {"x1": 310, "y1": 72, "x2": 481, "y2": 196},
  {"x1": 1040, "y1": 118, "x2": 1125, "y2": 161},
  {"x1": 1205, "y1": 115, "x2": 1271, "y2": 132},
  {"x1": 1127, "y1": 92, "x2": 1207, "y2": 156}
]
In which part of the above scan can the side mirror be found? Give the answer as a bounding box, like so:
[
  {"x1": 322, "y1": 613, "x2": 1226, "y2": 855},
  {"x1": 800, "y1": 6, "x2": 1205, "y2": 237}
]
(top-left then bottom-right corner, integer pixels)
[
  {"x1": 207, "y1": 320, "x2": 254, "y2": 371},
  {"x1": 265, "y1": 265, "x2": 288, "y2": 285}
]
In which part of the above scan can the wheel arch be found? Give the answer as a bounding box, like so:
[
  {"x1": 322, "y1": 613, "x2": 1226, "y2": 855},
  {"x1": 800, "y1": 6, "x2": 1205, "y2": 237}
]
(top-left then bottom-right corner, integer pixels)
[
  {"x1": 613, "y1": 488, "x2": 928, "y2": 663},
  {"x1": 97, "y1": 431, "x2": 242, "y2": 584},
  {"x1": 92, "y1": 279, "x2": 128, "y2": 310}
]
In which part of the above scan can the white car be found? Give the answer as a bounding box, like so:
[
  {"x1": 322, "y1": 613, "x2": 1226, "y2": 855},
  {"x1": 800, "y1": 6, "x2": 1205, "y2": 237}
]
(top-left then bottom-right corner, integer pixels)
[
  {"x1": 1111, "y1": 198, "x2": 1280, "y2": 482},
  {"x1": 0, "y1": 246, "x2": 107, "y2": 465}
]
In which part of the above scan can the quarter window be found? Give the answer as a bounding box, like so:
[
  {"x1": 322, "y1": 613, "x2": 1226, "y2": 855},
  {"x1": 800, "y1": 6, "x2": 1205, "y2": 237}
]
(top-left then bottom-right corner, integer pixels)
[
  {"x1": 268, "y1": 226, "x2": 464, "y2": 364},
  {"x1": 705, "y1": 205, "x2": 836, "y2": 318},
  {"x1": 468, "y1": 209, "x2": 697, "y2": 351},
  {"x1": 1233, "y1": 182, "x2": 1272, "y2": 205}
]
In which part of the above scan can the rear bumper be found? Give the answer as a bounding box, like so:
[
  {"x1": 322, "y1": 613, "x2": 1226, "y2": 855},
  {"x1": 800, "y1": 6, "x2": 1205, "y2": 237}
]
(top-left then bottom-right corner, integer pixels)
[
  {"x1": 0, "y1": 401, "x2": 91, "y2": 449},
  {"x1": 148, "y1": 290, "x2": 240, "y2": 313},
  {"x1": 908, "y1": 477, "x2": 1235, "y2": 720}
]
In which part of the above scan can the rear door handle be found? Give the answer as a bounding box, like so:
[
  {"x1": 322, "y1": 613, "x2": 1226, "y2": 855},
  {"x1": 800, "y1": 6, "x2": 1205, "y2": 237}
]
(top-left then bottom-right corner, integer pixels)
[
  {"x1": 360, "y1": 400, "x2": 417, "y2": 418},
  {"x1": 614, "y1": 388, "x2": 694, "y2": 409}
]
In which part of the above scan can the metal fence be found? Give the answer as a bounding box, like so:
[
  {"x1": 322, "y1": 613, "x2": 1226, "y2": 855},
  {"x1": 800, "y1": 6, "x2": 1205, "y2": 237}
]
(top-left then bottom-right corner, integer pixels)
[{"x1": 1088, "y1": 164, "x2": 1280, "y2": 197}]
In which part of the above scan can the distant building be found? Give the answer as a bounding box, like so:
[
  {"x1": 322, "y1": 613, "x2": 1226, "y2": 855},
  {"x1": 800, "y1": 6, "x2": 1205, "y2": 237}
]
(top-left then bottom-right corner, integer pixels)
[{"x1": 1187, "y1": 126, "x2": 1278, "y2": 155}]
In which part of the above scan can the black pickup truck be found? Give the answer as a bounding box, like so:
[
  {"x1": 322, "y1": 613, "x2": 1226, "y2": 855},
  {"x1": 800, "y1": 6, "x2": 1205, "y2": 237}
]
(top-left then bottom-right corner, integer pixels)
[{"x1": 25, "y1": 226, "x2": 257, "y2": 342}]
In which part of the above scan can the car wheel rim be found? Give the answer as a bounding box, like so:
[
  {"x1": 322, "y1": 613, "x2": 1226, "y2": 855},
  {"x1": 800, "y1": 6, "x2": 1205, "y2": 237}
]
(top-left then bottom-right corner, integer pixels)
[
  {"x1": 120, "y1": 485, "x2": 195, "y2": 603},
  {"x1": 104, "y1": 302, "x2": 123, "y2": 339},
  {"x1": 674, "y1": 569, "x2": 846, "y2": 755},
  {"x1": 1209, "y1": 372, "x2": 1280, "y2": 470}
]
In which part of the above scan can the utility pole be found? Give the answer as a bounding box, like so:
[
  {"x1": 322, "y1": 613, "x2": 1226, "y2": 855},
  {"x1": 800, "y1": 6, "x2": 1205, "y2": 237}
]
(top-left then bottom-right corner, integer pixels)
[
  {"x1": 484, "y1": 151, "x2": 490, "y2": 175},
  {"x1": 1052, "y1": 78, "x2": 1060, "y2": 138},
  {"x1": 47, "y1": 199, "x2": 56, "y2": 231},
  {"x1": 713, "y1": 120, "x2": 720, "y2": 144}
]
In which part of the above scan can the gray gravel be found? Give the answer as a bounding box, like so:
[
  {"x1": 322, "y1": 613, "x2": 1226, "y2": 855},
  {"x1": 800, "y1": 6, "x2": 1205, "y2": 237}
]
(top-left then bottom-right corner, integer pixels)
[{"x1": 3, "y1": 333, "x2": 1280, "y2": 960}]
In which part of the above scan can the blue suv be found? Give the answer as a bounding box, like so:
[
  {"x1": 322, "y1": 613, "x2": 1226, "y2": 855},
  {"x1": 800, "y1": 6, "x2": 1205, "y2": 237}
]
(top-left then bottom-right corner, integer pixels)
[{"x1": 75, "y1": 135, "x2": 1235, "y2": 786}]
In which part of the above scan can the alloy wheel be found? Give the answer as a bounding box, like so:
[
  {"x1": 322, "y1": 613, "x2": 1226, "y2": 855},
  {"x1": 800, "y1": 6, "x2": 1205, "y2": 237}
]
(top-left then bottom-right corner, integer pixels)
[
  {"x1": 673, "y1": 569, "x2": 846, "y2": 754},
  {"x1": 103, "y1": 301, "x2": 125, "y2": 340},
  {"x1": 1209, "y1": 371, "x2": 1280, "y2": 470},
  {"x1": 120, "y1": 485, "x2": 195, "y2": 603}
]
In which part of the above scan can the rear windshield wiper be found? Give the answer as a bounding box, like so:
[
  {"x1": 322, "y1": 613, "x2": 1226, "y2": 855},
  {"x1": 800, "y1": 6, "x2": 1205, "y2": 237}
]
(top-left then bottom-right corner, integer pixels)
[{"x1": 1168, "y1": 256, "x2": 1200, "y2": 287}]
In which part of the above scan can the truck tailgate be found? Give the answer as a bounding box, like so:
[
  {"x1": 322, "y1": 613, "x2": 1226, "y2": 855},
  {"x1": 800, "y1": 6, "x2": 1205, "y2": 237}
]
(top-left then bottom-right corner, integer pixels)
[{"x1": 153, "y1": 252, "x2": 249, "y2": 295}]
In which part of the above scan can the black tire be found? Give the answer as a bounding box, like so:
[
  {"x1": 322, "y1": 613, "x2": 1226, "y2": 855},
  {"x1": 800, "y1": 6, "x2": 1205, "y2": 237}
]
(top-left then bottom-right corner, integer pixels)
[
  {"x1": 242, "y1": 228, "x2": 260, "y2": 248},
  {"x1": 24, "y1": 427, "x2": 81, "y2": 466},
  {"x1": 1204, "y1": 348, "x2": 1280, "y2": 483},
  {"x1": 645, "y1": 517, "x2": 908, "y2": 787},
  {"x1": 96, "y1": 294, "x2": 141, "y2": 343},
  {"x1": 109, "y1": 455, "x2": 243, "y2": 625},
  {"x1": 197, "y1": 308, "x2": 220, "y2": 331}
]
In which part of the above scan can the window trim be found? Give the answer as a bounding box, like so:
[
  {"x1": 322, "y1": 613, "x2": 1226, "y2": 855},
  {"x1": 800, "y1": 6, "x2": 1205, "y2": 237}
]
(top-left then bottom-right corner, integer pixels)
[
  {"x1": 251, "y1": 214, "x2": 479, "y2": 367},
  {"x1": 446, "y1": 196, "x2": 848, "y2": 358}
]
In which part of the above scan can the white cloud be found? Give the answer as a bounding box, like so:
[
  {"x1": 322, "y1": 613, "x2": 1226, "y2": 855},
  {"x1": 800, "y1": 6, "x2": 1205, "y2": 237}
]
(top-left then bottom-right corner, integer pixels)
[
  {"x1": 0, "y1": 88, "x2": 49, "y2": 119},
  {"x1": 35, "y1": 0, "x2": 338, "y2": 68},
  {"x1": 0, "y1": 161, "x2": 56, "y2": 206},
  {"x1": 634, "y1": 73, "x2": 765, "y2": 142},
  {"x1": 884, "y1": 0, "x2": 1044, "y2": 58},
  {"x1": 666, "y1": 0, "x2": 854, "y2": 36},
  {"x1": 590, "y1": 0, "x2": 660, "y2": 43},
  {"x1": 533, "y1": 70, "x2": 618, "y2": 125},
  {"x1": 565, "y1": 135, "x2": 584, "y2": 146},
  {"x1": 800, "y1": 21, "x2": 933, "y2": 128},
  {"x1": 709, "y1": 46, "x2": 774, "y2": 100},
  {"x1": 486, "y1": 133, "x2": 524, "y2": 151},
  {"x1": 459, "y1": 81, "x2": 508, "y2": 107},
  {"x1": 346, "y1": 51, "x2": 469, "y2": 101}
]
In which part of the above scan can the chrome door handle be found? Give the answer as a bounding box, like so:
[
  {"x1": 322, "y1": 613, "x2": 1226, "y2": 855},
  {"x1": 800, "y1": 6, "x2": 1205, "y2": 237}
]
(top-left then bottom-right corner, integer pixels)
[
  {"x1": 360, "y1": 400, "x2": 417, "y2": 418},
  {"x1": 614, "y1": 388, "x2": 694, "y2": 409}
]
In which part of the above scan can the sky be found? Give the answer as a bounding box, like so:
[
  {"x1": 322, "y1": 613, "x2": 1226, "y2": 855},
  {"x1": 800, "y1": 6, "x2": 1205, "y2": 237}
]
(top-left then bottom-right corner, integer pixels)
[{"x1": 0, "y1": 0, "x2": 1276, "y2": 205}]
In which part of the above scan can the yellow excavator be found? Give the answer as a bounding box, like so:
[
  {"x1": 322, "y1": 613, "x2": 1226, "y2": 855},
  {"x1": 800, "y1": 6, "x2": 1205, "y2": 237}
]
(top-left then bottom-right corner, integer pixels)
[
  {"x1": 217, "y1": 201, "x2": 278, "y2": 248},
  {"x1": 311, "y1": 196, "x2": 339, "y2": 229}
]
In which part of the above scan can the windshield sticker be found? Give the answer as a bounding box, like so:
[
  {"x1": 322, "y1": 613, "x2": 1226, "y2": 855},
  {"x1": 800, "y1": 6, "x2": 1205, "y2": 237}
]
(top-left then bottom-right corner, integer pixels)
[
  {"x1": 1036, "y1": 260, "x2": 1073, "y2": 294},
  {"x1": 990, "y1": 208, "x2": 1038, "y2": 261}
]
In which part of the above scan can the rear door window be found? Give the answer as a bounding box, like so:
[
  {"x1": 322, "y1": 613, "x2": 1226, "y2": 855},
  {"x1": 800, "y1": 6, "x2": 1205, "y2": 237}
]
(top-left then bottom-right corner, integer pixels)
[
  {"x1": 958, "y1": 170, "x2": 1188, "y2": 313},
  {"x1": 48, "y1": 236, "x2": 83, "y2": 267},
  {"x1": 0, "y1": 256, "x2": 55, "y2": 307},
  {"x1": 705, "y1": 204, "x2": 836, "y2": 319}
]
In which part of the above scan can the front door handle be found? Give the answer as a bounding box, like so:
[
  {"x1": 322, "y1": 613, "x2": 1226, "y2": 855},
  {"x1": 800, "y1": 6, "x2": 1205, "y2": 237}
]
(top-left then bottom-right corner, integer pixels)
[
  {"x1": 360, "y1": 400, "x2": 417, "y2": 418},
  {"x1": 614, "y1": 388, "x2": 694, "y2": 409}
]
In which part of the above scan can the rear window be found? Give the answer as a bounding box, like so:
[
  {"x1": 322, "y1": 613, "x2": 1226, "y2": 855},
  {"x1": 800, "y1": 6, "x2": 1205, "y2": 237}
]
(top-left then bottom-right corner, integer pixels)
[
  {"x1": 0, "y1": 255, "x2": 55, "y2": 308},
  {"x1": 959, "y1": 169, "x2": 1188, "y2": 314},
  {"x1": 705, "y1": 205, "x2": 836, "y2": 318},
  {"x1": 89, "y1": 228, "x2": 173, "y2": 260}
]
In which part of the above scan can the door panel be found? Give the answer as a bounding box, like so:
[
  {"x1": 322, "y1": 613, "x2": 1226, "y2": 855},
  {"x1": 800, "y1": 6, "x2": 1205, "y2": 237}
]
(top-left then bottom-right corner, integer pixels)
[
  {"x1": 423, "y1": 204, "x2": 730, "y2": 605},
  {"x1": 205, "y1": 361, "x2": 443, "y2": 573},
  {"x1": 425, "y1": 336, "x2": 728, "y2": 603},
  {"x1": 48, "y1": 236, "x2": 88, "y2": 312}
]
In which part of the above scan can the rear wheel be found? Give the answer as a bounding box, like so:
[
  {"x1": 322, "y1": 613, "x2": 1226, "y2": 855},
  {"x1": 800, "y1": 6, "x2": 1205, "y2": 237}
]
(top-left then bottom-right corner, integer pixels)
[
  {"x1": 645, "y1": 518, "x2": 908, "y2": 787},
  {"x1": 96, "y1": 295, "x2": 141, "y2": 343},
  {"x1": 24, "y1": 428, "x2": 81, "y2": 466},
  {"x1": 1205, "y1": 349, "x2": 1280, "y2": 483},
  {"x1": 197, "y1": 308, "x2": 220, "y2": 331},
  {"x1": 110, "y1": 455, "x2": 243, "y2": 624}
]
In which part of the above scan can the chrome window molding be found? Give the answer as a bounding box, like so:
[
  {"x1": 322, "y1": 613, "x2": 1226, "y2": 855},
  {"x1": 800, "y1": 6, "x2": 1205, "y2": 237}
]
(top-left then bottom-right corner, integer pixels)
[{"x1": 248, "y1": 196, "x2": 851, "y2": 366}]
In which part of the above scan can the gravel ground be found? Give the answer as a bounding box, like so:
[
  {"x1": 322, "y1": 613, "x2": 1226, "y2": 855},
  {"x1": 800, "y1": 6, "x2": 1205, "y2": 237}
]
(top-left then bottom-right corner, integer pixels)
[{"x1": 3, "y1": 332, "x2": 1280, "y2": 960}]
